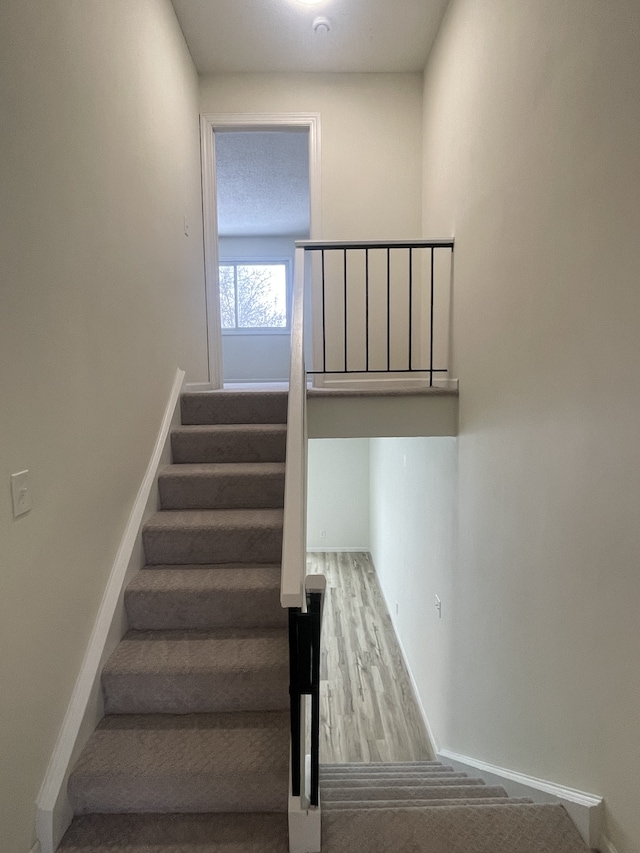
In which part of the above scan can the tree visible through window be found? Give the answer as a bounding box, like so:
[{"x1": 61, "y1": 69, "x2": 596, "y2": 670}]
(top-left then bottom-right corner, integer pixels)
[{"x1": 219, "y1": 262, "x2": 288, "y2": 330}]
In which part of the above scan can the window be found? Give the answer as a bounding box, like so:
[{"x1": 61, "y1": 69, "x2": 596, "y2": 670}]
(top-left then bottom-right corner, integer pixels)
[{"x1": 219, "y1": 261, "x2": 290, "y2": 331}]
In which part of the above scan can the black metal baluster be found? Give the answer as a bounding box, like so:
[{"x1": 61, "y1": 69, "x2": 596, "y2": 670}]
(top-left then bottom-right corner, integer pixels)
[
  {"x1": 308, "y1": 592, "x2": 322, "y2": 807},
  {"x1": 343, "y1": 249, "x2": 348, "y2": 372},
  {"x1": 365, "y1": 249, "x2": 370, "y2": 372},
  {"x1": 321, "y1": 250, "x2": 326, "y2": 374},
  {"x1": 288, "y1": 608, "x2": 302, "y2": 797},
  {"x1": 430, "y1": 248, "x2": 435, "y2": 387},
  {"x1": 408, "y1": 248, "x2": 413, "y2": 371},
  {"x1": 386, "y1": 248, "x2": 391, "y2": 372}
]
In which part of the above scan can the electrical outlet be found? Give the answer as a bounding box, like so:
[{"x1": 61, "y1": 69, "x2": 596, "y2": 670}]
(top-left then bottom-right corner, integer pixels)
[
  {"x1": 320, "y1": 529, "x2": 327, "y2": 540},
  {"x1": 11, "y1": 470, "x2": 32, "y2": 518},
  {"x1": 434, "y1": 594, "x2": 442, "y2": 618}
]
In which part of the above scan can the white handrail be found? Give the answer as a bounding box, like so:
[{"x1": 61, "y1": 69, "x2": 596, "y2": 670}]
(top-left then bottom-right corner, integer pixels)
[{"x1": 281, "y1": 247, "x2": 307, "y2": 609}]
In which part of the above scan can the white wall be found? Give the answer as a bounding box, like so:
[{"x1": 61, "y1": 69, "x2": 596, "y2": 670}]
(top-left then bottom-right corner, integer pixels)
[
  {"x1": 307, "y1": 439, "x2": 370, "y2": 550},
  {"x1": 200, "y1": 74, "x2": 425, "y2": 377},
  {"x1": 421, "y1": 2, "x2": 640, "y2": 850},
  {"x1": 0, "y1": 3, "x2": 207, "y2": 851},
  {"x1": 219, "y1": 236, "x2": 295, "y2": 382},
  {"x1": 369, "y1": 438, "x2": 456, "y2": 746}
]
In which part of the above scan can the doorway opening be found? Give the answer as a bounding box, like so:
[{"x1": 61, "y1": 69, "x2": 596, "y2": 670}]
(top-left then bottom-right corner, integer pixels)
[{"x1": 200, "y1": 115, "x2": 320, "y2": 389}]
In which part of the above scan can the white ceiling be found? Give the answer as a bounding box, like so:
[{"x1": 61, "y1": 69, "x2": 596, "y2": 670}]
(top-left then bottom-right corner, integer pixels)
[
  {"x1": 171, "y1": 0, "x2": 451, "y2": 74},
  {"x1": 216, "y1": 131, "x2": 310, "y2": 237}
]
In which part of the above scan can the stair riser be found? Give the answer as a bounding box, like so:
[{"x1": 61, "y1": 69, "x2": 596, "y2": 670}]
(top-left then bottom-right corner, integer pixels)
[
  {"x1": 181, "y1": 392, "x2": 288, "y2": 425},
  {"x1": 322, "y1": 786, "x2": 508, "y2": 804},
  {"x1": 322, "y1": 781, "x2": 487, "y2": 799},
  {"x1": 323, "y1": 797, "x2": 525, "y2": 810},
  {"x1": 320, "y1": 765, "x2": 455, "y2": 776},
  {"x1": 102, "y1": 671, "x2": 289, "y2": 715},
  {"x1": 159, "y1": 473, "x2": 285, "y2": 510},
  {"x1": 142, "y1": 528, "x2": 283, "y2": 565},
  {"x1": 125, "y1": 588, "x2": 287, "y2": 630},
  {"x1": 321, "y1": 776, "x2": 476, "y2": 788},
  {"x1": 171, "y1": 431, "x2": 287, "y2": 464},
  {"x1": 68, "y1": 774, "x2": 288, "y2": 815}
]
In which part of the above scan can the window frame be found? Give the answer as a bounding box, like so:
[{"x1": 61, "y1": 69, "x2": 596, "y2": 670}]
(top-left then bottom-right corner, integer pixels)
[{"x1": 218, "y1": 257, "x2": 293, "y2": 335}]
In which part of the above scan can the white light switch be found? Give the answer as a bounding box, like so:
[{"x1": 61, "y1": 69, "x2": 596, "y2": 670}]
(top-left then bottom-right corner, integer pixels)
[{"x1": 11, "y1": 470, "x2": 32, "y2": 518}]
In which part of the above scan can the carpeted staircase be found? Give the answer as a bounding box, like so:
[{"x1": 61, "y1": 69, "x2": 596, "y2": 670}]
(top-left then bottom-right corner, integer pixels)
[
  {"x1": 58, "y1": 390, "x2": 291, "y2": 852},
  {"x1": 57, "y1": 388, "x2": 591, "y2": 853},
  {"x1": 320, "y1": 762, "x2": 590, "y2": 853}
]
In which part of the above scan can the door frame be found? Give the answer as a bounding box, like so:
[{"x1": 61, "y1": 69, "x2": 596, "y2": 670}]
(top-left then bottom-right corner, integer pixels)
[{"x1": 199, "y1": 112, "x2": 322, "y2": 388}]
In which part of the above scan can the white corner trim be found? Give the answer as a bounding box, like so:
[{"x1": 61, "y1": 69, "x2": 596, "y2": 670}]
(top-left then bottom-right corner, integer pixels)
[
  {"x1": 36, "y1": 368, "x2": 186, "y2": 853},
  {"x1": 438, "y1": 749, "x2": 603, "y2": 849},
  {"x1": 184, "y1": 381, "x2": 213, "y2": 392},
  {"x1": 307, "y1": 546, "x2": 371, "y2": 553},
  {"x1": 599, "y1": 836, "x2": 621, "y2": 853}
]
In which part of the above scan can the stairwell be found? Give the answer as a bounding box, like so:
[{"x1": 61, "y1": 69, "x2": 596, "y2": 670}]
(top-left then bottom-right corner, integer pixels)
[
  {"x1": 56, "y1": 388, "x2": 592, "y2": 853},
  {"x1": 58, "y1": 390, "x2": 292, "y2": 852}
]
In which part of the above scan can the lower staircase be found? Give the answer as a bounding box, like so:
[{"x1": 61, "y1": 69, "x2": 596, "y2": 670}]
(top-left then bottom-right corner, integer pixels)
[
  {"x1": 321, "y1": 762, "x2": 590, "y2": 852},
  {"x1": 57, "y1": 387, "x2": 590, "y2": 853},
  {"x1": 58, "y1": 390, "x2": 291, "y2": 852}
]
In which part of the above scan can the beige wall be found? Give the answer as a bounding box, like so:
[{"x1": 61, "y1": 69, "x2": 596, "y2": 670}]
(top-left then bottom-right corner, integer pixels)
[
  {"x1": 421, "y1": 1, "x2": 640, "y2": 850},
  {"x1": 0, "y1": 2, "x2": 207, "y2": 850},
  {"x1": 200, "y1": 74, "x2": 424, "y2": 375},
  {"x1": 307, "y1": 439, "x2": 370, "y2": 550}
]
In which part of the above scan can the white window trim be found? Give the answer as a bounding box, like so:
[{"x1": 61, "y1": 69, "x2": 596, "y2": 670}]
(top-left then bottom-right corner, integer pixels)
[{"x1": 219, "y1": 256, "x2": 293, "y2": 334}]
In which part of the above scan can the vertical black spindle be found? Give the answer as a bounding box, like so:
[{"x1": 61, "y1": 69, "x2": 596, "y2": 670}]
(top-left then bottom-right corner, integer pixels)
[
  {"x1": 386, "y1": 249, "x2": 391, "y2": 372},
  {"x1": 365, "y1": 250, "x2": 370, "y2": 373},
  {"x1": 308, "y1": 592, "x2": 321, "y2": 807},
  {"x1": 288, "y1": 608, "x2": 302, "y2": 797},
  {"x1": 343, "y1": 249, "x2": 348, "y2": 372},
  {"x1": 430, "y1": 248, "x2": 435, "y2": 387},
  {"x1": 321, "y1": 250, "x2": 326, "y2": 374},
  {"x1": 408, "y1": 248, "x2": 413, "y2": 371}
]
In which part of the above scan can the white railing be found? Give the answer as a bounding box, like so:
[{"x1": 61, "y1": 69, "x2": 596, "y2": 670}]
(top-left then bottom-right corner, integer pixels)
[{"x1": 283, "y1": 246, "x2": 324, "y2": 853}]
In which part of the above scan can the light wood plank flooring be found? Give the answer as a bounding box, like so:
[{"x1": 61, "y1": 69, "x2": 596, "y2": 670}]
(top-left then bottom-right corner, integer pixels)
[{"x1": 307, "y1": 551, "x2": 433, "y2": 764}]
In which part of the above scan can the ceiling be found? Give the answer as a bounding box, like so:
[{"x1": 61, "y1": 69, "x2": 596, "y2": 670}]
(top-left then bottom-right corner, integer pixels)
[
  {"x1": 171, "y1": 0, "x2": 451, "y2": 74},
  {"x1": 216, "y1": 131, "x2": 310, "y2": 237}
]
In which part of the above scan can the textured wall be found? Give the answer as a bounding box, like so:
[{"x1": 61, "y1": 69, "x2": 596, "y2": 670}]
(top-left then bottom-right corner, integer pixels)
[
  {"x1": 421, "y1": 2, "x2": 640, "y2": 850},
  {"x1": 0, "y1": 3, "x2": 207, "y2": 850}
]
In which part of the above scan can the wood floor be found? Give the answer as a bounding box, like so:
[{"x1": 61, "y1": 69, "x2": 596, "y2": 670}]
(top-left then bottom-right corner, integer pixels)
[{"x1": 307, "y1": 551, "x2": 434, "y2": 764}]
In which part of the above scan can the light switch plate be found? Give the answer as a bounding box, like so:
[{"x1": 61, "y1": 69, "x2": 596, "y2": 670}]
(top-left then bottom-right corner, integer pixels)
[{"x1": 11, "y1": 470, "x2": 32, "y2": 517}]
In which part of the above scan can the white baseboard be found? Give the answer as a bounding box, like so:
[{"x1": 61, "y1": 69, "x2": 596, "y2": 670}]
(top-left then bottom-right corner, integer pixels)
[
  {"x1": 307, "y1": 546, "x2": 371, "y2": 553},
  {"x1": 184, "y1": 381, "x2": 213, "y2": 392},
  {"x1": 35, "y1": 368, "x2": 186, "y2": 853},
  {"x1": 438, "y1": 749, "x2": 603, "y2": 849},
  {"x1": 29, "y1": 841, "x2": 41, "y2": 853}
]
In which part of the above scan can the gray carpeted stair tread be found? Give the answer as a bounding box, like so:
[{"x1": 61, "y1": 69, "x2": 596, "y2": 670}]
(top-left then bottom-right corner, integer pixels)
[
  {"x1": 125, "y1": 565, "x2": 286, "y2": 630},
  {"x1": 321, "y1": 771, "x2": 460, "y2": 785},
  {"x1": 320, "y1": 763, "x2": 455, "y2": 776},
  {"x1": 172, "y1": 424, "x2": 287, "y2": 464},
  {"x1": 102, "y1": 629, "x2": 289, "y2": 714},
  {"x1": 322, "y1": 780, "x2": 489, "y2": 799},
  {"x1": 68, "y1": 712, "x2": 289, "y2": 815},
  {"x1": 58, "y1": 812, "x2": 289, "y2": 852},
  {"x1": 181, "y1": 391, "x2": 288, "y2": 425},
  {"x1": 321, "y1": 803, "x2": 591, "y2": 853},
  {"x1": 159, "y1": 462, "x2": 285, "y2": 510},
  {"x1": 323, "y1": 797, "x2": 533, "y2": 810},
  {"x1": 320, "y1": 761, "x2": 449, "y2": 775},
  {"x1": 142, "y1": 509, "x2": 284, "y2": 565}
]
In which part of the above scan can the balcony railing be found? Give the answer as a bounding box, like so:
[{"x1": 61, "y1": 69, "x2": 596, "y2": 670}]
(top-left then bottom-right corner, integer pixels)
[{"x1": 296, "y1": 239, "x2": 454, "y2": 386}]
